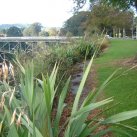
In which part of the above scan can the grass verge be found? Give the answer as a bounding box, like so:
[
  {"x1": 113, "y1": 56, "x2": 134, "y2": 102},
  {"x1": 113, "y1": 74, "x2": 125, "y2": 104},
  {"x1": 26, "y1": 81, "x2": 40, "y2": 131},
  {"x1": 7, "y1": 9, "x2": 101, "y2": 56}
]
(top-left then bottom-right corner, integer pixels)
[{"x1": 95, "y1": 39, "x2": 137, "y2": 136}]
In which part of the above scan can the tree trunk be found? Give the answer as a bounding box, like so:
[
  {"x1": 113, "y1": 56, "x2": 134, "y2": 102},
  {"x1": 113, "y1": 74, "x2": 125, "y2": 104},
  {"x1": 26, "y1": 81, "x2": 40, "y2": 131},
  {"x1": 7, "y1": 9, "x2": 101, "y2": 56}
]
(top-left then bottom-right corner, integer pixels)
[
  {"x1": 113, "y1": 28, "x2": 115, "y2": 37},
  {"x1": 132, "y1": 25, "x2": 134, "y2": 39},
  {"x1": 115, "y1": 28, "x2": 118, "y2": 38},
  {"x1": 118, "y1": 28, "x2": 121, "y2": 38},
  {"x1": 136, "y1": 25, "x2": 137, "y2": 39},
  {"x1": 123, "y1": 28, "x2": 125, "y2": 38}
]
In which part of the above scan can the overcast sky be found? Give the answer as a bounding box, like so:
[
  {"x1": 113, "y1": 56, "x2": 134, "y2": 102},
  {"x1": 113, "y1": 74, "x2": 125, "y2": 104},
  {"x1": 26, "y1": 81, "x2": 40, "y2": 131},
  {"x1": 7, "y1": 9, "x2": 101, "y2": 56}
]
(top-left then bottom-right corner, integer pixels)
[{"x1": 0, "y1": 0, "x2": 77, "y2": 27}]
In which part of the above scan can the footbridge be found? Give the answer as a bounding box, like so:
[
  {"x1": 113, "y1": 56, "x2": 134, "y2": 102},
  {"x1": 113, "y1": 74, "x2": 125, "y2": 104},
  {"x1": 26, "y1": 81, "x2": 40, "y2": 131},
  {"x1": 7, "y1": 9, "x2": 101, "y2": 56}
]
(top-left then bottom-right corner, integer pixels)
[{"x1": 0, "y1": 36, "x2": 80, "y2": 53}]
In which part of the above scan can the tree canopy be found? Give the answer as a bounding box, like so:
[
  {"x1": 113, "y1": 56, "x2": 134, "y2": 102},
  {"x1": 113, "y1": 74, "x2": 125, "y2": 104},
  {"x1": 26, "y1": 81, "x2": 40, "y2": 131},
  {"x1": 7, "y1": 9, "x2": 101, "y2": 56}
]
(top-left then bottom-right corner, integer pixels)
[
  {"x1": 23, "y1": 22, "x2": 42, "y2": 36},
  {"x1": 84, "y1": 4, "x2": 133, "y2": 36},
  {"x1": 64, "y1": 11, "x2": 90, "y2": 36},
  {"x1": 6, "y1": 26, "x2": 23, "y2": 37},
  {"x1": 73, "y1": 0, "x2": 137, "y2": 11},
  {"x1": 48, "y1": 27, "x2": 59, "y2": 36},
  {"x1": 70, "y1": 0, "x2": 136, "y2": 38},
  {"x1": 39, "y1": 30, "x2": 49, "y2": 36}
]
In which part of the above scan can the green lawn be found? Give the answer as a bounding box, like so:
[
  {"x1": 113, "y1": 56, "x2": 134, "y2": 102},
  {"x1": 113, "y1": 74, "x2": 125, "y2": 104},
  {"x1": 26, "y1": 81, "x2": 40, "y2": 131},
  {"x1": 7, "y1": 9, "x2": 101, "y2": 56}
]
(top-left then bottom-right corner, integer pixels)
[
  {"x1": 95, "y1": 39, "x2": 137, "y2": 136},
  {"x1": 96, "y1": 39, "x2": 137, "y2": 64}
]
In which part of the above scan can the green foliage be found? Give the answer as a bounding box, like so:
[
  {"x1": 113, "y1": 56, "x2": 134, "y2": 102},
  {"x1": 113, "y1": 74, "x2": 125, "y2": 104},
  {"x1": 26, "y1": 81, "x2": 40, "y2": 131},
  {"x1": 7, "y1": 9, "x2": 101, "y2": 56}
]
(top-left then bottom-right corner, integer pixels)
[
  {"x1": 0, "y1": 28, "x2": 6, "y2": 35},
  {"x1": 64, "y1": 11, "x2": 90, "y2": 36},
  {"x1": 71, "y1": 2, "x2": 133, "y2": 37},
  {"x1": 39, "y1": 31, "x2": 49, "y2": 36},
  {"x1": 58, "y1": 28, "x2": 67, "y2": 36},
  {"x1": 0, "y1": 54, "x2": 137, "y2": 136},
  {"x1": 16, "y1": 37, "x2": 109, "y2": 95},
  {"x1": 6, "y1": 26, "x2": 23, "y2": 37},
  {"x1": 0, "y1": 52, "x2": 16, "y2": 62},
  {"x1": 48, "y1": 27, "x2": 58, "y2": 36},
  {"x1": 73, "y1": 0, "x2": 137, "y2": 11},
  {"x1": 99, "y1": 0, "x2": 137, "y2": 10},
  {"x1": 66, "y1": 31, "x2": 73, "y2": 37},
  {"x1": 14, "y1": 39, "x2": 96, "y2": 96},
  {"x1": 49, "y1": 39, "x2": 95, "y2": 68},
  {"x1": 23, "y1": 22, "x2": 42, "y2": 36},
  {"x1": 85, "y1": 4, "x2": 133, "y2": 36}
]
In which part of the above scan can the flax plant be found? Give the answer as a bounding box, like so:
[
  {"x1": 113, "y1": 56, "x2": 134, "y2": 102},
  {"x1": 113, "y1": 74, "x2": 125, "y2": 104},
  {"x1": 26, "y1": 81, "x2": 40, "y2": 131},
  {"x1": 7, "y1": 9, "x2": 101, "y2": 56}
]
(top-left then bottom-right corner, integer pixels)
[{"x1": 0, "y1": 54, "x2": 137, "y2": 137}]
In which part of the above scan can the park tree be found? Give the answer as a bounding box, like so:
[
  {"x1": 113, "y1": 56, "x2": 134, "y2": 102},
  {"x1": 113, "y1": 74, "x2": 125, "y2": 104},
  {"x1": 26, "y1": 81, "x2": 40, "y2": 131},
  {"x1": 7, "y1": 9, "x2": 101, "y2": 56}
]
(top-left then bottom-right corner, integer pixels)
[
  {"x1": 73, "y1": 0, "x2": 137, "y2": 11},
  {"x1": 64, "y1": 11, "x2": 90, "y2": 36},
  {"x1": 6, "y1": 26, "x2": 23, "y2": 37},
  {"x1": 23, "y1": 27, "x2": 31, "y2": 36},
  {"x1": 84, "y1": 4, "x2": 133, "y2": 37},
  {"x1": 5, "y1": 26, "x2": 27, "y2": 50},
  {"x1": 48, "y1": 27, "x2": 58, "y2": 36},
  {"x1": 0, "y1": 29, "x2": 6, "y2": 35},
  {"x1": 66, "y1": 31, "x2": 73, "y2": 37},
  {"x1": 114, "y1": 10, "x2": 133, "y2": 37},
  {"x1": 58, "y1": 28, "x2": 67, "y2": 36},
  {"x1": 85, "y1": 4, "x2": 113, "y2": 35},
  {"x1": 23, "y1": 22, "x2": 42, "y2": 36},
  {"x1": 39, "y1": 30, "x2": 49, "y2": 36},
  {"x1": 133, "y1": 17, "x2": 137, "y2": 39}
]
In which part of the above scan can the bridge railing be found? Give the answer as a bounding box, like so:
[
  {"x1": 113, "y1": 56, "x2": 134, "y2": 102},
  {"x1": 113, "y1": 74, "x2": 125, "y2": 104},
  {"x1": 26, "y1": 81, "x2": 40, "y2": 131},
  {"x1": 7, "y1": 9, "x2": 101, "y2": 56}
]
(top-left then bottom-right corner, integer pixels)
[
  {"x1": 0, "y1": 36, "x2": 82, "y2": 53},
  {"x1": 0, "y1": 36, "x2": 81, "y2": 42}
]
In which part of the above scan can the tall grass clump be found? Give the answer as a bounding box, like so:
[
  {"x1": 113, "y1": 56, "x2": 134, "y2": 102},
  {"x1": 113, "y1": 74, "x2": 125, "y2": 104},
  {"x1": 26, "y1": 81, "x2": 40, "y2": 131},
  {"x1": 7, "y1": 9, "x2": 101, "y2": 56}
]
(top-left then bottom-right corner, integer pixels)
[
  {"x1": 0, "y1": 52, "x2": 137, "y2": 136},
  {"x1": 88, "y1": 35, "x2": 110, "y2": 56},
  {"x1": 15, "y1": 39, "x2": 96, "y2": 93},
  {"x1": 17, "y1": 38, "x2": 99, "y2": 71},
  {"x1": 15, "y1": 37, "x2": 109, "y2": 86}
]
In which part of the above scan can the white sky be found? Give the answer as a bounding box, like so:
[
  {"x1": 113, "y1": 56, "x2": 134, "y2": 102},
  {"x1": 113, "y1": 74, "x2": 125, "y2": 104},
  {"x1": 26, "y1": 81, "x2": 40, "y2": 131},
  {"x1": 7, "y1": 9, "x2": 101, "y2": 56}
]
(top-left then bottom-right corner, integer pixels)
[{"x1": 0, "y1": 0, "x2": 76, "y2": 27}]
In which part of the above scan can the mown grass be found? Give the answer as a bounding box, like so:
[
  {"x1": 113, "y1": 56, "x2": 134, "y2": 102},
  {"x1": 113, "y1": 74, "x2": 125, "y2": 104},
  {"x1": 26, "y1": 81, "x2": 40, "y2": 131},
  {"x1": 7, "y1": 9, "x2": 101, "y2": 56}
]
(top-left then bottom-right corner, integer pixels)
[
  {"x1": 95, "y1": 39, "x2": 137, "y2": 136},
  {"x1": 95, "y1": 39, "x2": 137, "y2": 64}
]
